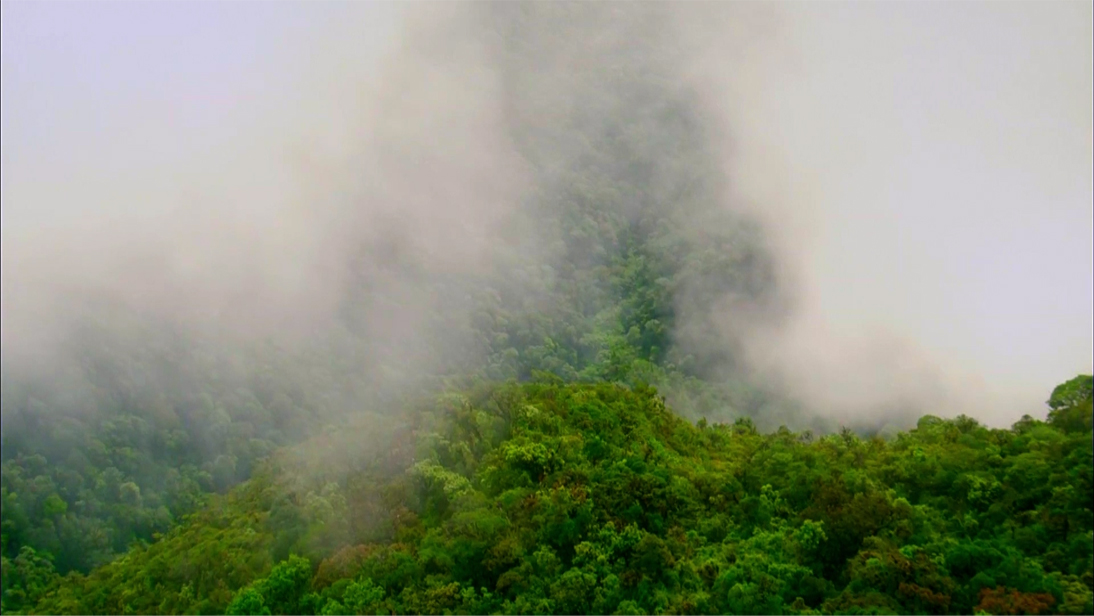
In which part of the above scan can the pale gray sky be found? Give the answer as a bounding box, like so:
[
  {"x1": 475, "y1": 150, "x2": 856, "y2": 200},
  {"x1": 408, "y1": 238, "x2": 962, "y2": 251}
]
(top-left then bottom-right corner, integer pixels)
[
  {"x1": 717, "y1": 2, "x2": 1093, "y2": 423},
  {"x1": 1, "y1": 1, "x2": 1090, "y2": 426}
]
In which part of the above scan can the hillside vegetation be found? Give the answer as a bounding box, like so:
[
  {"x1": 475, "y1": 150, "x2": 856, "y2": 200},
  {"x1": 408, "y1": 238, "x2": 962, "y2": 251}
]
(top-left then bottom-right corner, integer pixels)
[
  {"x1": 1, "y1": 2, "x2": 793, "y2": 584},
  {"x1": 5, "y1": 376, "x2": 1092, "y2": 615},
  {"x1": 1, "y1": 4, "x2": 1091, "y2": 615}
]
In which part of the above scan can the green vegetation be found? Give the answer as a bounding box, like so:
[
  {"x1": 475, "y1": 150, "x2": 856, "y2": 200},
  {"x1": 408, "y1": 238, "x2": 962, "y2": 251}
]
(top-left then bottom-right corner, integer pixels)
[
  {"x1": 2, "y1": 5, "x2": 1091, "y2": 614},
  {"x1": 1, "y1": 3, "x2": 794, "y2": 589},
  {"x1": 0, "y1": 322, "x2": 373, "y2": 576},
  {"x1": 7, "y1": 378, "x2": 1091, "y2": 615}
]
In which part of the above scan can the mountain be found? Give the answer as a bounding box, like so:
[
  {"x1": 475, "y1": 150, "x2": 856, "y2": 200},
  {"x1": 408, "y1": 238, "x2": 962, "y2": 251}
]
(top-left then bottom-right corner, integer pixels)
[
  {"x1": 8, "y1": 377, "x2": 1092, "y2": 615},
  {"x1": 2, "y1": 5, "x2": 1091, "y2": 615}
]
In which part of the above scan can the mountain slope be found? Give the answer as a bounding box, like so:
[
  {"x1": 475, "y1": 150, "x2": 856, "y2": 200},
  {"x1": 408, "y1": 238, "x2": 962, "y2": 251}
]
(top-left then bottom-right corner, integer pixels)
[{"x1": 12, "y1": 377, "x2": 1092, "y2": 615}]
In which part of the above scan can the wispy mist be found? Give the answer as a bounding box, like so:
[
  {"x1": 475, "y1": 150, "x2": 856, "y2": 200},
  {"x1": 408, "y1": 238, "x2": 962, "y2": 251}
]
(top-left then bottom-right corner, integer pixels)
[
  {"x1": 696, "y1": 2, "x2": 1093, "y2": 424},
  {"x1": 2, "y1": 1, "x2": 1090, "y2": 431}
]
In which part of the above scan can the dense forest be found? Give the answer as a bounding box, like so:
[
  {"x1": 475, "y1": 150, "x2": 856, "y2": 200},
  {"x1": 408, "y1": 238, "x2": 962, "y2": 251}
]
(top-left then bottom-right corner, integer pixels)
[
  {"x1": 2, "y1": 4, "x2": 1092, "y2": 615},
  {"x1": 3, "y1": 377, "x2": 1092, "y2": 615}
]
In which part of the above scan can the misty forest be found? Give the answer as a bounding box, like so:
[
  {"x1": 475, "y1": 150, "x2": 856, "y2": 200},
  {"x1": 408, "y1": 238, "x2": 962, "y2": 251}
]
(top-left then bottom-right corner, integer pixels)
[{"x1": 1, "y1": 4, "x2": 1092, "y2": 616}]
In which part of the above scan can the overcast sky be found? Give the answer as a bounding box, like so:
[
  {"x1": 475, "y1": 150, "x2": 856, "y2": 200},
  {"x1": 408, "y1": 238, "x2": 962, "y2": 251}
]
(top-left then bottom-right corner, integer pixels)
[
  {"x1": 720, "y1": 2, "x2": 1092, "y2": 422},
  {"x1": 2, "y1": 1, "x2": 1090, "y2": 426}
]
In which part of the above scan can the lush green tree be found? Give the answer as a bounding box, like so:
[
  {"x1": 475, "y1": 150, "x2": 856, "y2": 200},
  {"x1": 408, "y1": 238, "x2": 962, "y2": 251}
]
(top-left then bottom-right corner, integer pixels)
[
  {"x1": 3, "y1": 5, "x2": 1089, "y2": 615},
  {"x1": 1047, "y1": 375, "x2": 1093, "y2": 434},
  {"x1": 19, "y1": 376, "x2": 1092, "y2": 615}
]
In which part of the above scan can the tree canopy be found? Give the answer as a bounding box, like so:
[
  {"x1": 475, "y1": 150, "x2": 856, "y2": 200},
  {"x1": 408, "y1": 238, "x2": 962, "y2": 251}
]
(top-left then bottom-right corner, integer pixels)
[
  {"x1": 7, "y1": 378, "x2": 1091, "y2": 615},
  {"x1": 2, "y1": 5, "x2": 1090, "y2": 615}
]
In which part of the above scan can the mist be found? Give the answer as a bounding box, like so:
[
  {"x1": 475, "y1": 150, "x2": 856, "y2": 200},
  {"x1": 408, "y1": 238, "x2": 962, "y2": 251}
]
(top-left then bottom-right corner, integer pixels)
[
  {"x1": 2, "y1": 1, "x2": 1091, "y2": 433},
  {"x1": 702, "y1": 2, "x2": 1093, "y2": 425}
]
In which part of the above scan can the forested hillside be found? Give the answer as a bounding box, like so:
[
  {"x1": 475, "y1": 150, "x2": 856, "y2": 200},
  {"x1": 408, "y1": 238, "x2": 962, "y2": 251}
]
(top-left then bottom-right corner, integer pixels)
[
  {"x1": 1, "y1": 2, "x2": 796, "y2": 582},
  {"x1": 5, "y1": 377, "x2": 1092, "y2": 615},
  {"x1": 1, "y1": 4, "x2": 1091, "y2": 615}
]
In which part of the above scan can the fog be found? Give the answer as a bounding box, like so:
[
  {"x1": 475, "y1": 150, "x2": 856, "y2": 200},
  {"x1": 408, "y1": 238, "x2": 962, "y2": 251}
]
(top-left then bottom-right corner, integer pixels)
[
  {"x1": 706, "y1": 2, "x2": 1093, "y2": 424},
  {"x1": 2, "y1": 2, "x2": 1091, "y2": 430}
]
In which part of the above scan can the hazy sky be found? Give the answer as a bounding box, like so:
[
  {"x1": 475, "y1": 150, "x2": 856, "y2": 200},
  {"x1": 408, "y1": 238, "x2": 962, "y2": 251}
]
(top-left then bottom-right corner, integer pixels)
[
  {"x1": 2, "y1": 1, "x2": 1091, "y2": 426},
  {"x1": 1, "y1": 1, "x2": 397, "y2": 231},
  {"x1": 1, "y1": 1, "x2": 400, "y2": 340},
  {"x1": 717, "y1": 2, "x2": 1093, "y2": 422}
]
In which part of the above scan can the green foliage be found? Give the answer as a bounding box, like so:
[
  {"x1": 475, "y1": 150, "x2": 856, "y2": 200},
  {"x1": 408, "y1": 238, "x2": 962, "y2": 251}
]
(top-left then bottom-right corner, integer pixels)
[
  {"x1": 1, "y1": 547, "x2": 58, "y2": 613},
  {"x1": 226, "y1": 554, "x2": 313, "y2": 615},
  {"x1": 1047, "y1": 375, "x2": 1093, "y2": 411},
  {"x1": 15, "y1": 377, "x2": 1094, "y2": 615},
  {"x1": 1046, "y1": 375, "x2": 1093, "y2": 434},
  {"x1": 25, "y1": 473, "x2": 280, "y2": 615},
  {"x1": 2, "y1": 5, "x2": 1090, "y2": 616},
  {"x1": 0, "y1": 325, "x2": 359, "y2": 575},
  {"x1": 0, "y1": 1, "x2": 795, "y2": 584}
]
